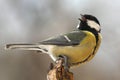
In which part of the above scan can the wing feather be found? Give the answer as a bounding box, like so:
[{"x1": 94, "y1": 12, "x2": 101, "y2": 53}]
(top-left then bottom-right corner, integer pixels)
[{"x1": 40, "y1": 30, "x2": 86, "y2": 46}]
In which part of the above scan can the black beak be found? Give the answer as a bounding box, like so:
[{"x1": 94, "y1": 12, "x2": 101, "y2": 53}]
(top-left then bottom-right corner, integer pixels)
[
  {"x1": 78, "y1": 14, "x2": 86, "y2": 22},
  {"x1": 80, "y1": 14, "x2": 84, "y2": 17}
]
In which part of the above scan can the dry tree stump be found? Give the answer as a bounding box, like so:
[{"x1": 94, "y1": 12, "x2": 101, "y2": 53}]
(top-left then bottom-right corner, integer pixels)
[{"x1": 47, "y1": 58, "x2": 74, "y2": 80}]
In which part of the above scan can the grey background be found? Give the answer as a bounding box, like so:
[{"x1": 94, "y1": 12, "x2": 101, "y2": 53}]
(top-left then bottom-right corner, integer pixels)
[{"x1": 0, "y1": 0, "x2": 120, "y2": 80}]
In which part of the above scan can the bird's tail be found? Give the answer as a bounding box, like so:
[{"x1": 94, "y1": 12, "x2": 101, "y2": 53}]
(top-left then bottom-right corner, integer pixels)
[{"x1": 5, "y1": 44, "x2": 41, "y2": 51}]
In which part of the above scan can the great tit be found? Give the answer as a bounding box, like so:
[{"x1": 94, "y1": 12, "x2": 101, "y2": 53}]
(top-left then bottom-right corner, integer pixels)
[{"x1": 5, "y1": 14, "x2": 102, "y2": 67}]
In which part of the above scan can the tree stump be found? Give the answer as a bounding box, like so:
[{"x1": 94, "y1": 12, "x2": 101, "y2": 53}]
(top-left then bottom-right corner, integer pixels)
[{"x1": 47, "y1": 58, "x2": 74, "y2": 80}]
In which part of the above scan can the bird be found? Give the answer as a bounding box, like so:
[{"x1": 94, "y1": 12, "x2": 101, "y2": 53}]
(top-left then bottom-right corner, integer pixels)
[{"x1": 5, "y1": 14, "x2": 102, "y2": 68}]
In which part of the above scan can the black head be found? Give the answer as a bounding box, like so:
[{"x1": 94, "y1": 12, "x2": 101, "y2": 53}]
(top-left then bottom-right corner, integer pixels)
[
  {"x1": 77, "y1": 14, "x2": 101, "y2": 32},
  {"x1": 80, "y1": 14, "x2": 100, "y2": 25}
]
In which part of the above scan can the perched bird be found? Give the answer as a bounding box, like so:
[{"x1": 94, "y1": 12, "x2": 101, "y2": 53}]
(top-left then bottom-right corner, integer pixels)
[{"x1": 5, "y1": 14, "x2": 102, "y2": 67}]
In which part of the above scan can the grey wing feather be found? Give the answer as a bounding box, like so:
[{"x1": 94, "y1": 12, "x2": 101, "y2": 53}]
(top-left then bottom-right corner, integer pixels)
[{"x1": 40, "y1": 30, "x2": 86, "y2": 46}]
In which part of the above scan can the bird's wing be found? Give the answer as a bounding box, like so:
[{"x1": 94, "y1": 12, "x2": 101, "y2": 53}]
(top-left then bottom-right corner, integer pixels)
[{"x1": 40, "y1": 30, "x2": 87, "y2": 46}]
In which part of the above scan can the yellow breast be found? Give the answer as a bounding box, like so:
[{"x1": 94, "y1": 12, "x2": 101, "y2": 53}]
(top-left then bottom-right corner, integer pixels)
[{"x1": 50, "y1": 31, "x2": 101, "y2": 66}]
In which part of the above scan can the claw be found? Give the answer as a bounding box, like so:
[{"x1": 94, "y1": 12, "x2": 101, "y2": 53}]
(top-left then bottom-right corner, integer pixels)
[{"x1": 58, "y1": 55, "x2": 70, "y2": 71}]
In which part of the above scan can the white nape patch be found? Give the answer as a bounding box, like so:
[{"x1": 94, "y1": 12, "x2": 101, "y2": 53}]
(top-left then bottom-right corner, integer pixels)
[
  {"x1": 64, "y1": 35, "x2": 71, "y2": 42},
  {"x1": 87, "y1": 20, "x2": 101, "y2": 32},
  {"x1": 76, "y1": 24, "x2": 80, "y2": 29}
]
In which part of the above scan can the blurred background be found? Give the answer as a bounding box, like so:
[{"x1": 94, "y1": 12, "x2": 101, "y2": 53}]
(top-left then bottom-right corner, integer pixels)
[{"x1": 0, "y1": 0, "x2": 120, "y2": 80}]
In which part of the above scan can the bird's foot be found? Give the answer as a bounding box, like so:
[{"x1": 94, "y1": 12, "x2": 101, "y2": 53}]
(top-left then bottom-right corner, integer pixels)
[{"x1": 56, "y1": 55, "x2": 70, "y2": 71}]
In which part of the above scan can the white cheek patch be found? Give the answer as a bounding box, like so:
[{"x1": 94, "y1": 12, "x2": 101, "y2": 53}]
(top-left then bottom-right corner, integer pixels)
[{"x1": 87, "y1": 20, "x2": 101, "y2": 32}]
